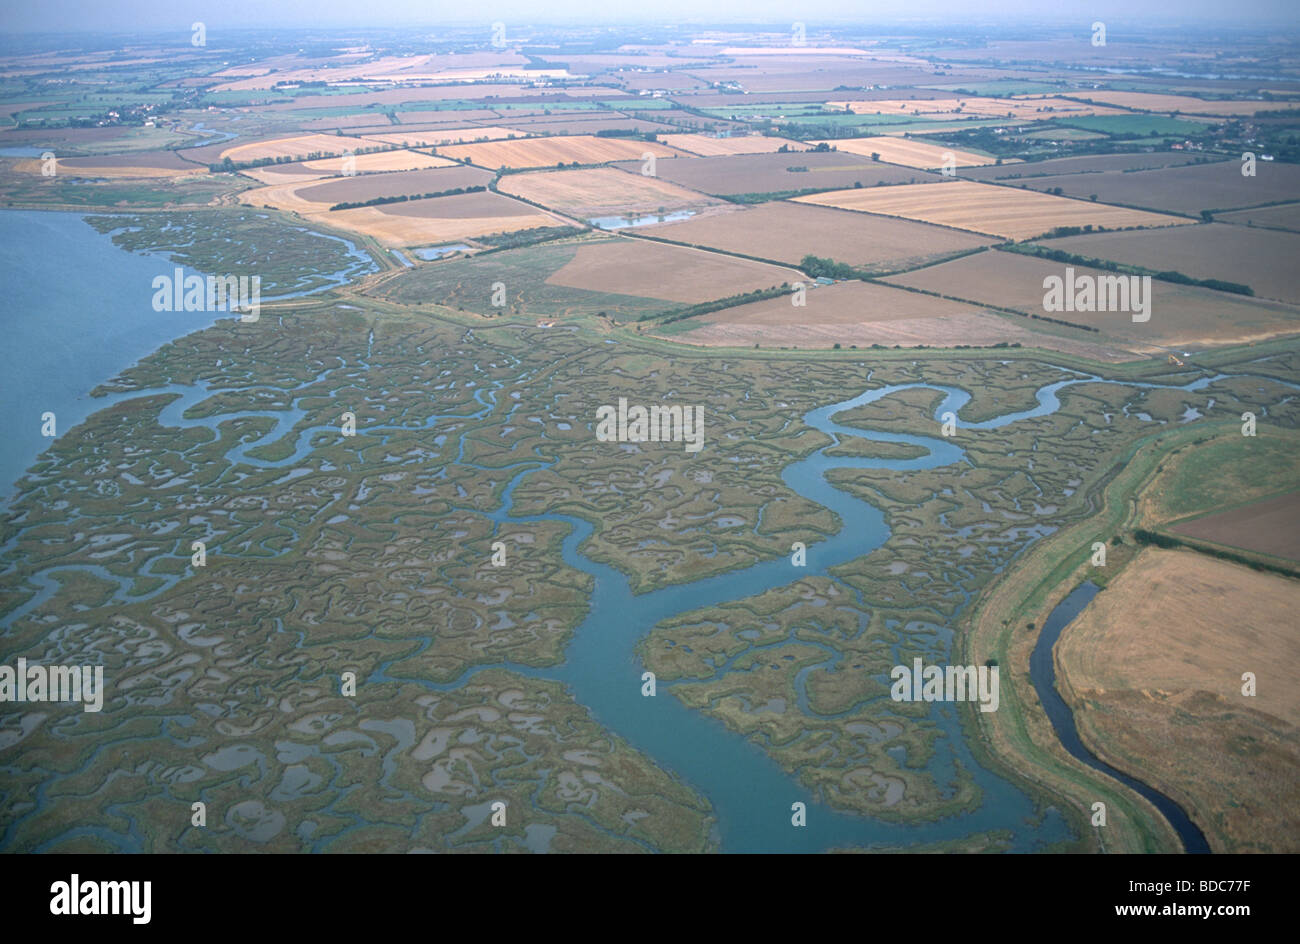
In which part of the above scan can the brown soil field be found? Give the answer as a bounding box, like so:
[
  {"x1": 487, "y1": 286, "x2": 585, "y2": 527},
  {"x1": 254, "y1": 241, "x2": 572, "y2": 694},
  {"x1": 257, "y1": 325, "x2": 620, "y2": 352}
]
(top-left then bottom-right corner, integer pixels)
[
  {"x1": 497, "y1": 166, "x2": 718, "y2": 217},
  {"x1": 1066, "y1": 90, "x2": 1300, "y2": 116},
  {"x1": 811, "y1": 136, "x2": 996, "y2": 169},
  {"x1": 881, "y1": 249, "x2": 1300, "y2": 348},
  {"x1": 358, "y1": 127, "x2": 529, "y2": 147},
  {"x1": 656, "y1": 133, "x2": 813, "y2": 156},
  {"x1": 437, "y1": 135, "x2": 681, "y2": 169},
  {"x1": 642, "y1": 200, "x2": 993, "y2": 270},
  {"x1": 545, "y1": 238, "x2": 800, "y2": 304},
  {"x1": 31, "y1": 149, "x2": 205, "y2": 178},
  {"x1": 1170, "y1": 492, "x2": 1300, "y2": 562},
  {"x1": 1004, "y1": 160, "x2": 1300, "y2": 215},
  {"x1": 611, "y1": 150, "x2": 942, "y2": 196},
  {"x1": 296, "y1": 165, "x2": 496, "y2": 205},
  {"x1": 965, "y1": 152, "x2": 1213, "y2": 180},
  {"x1": 1041, "y1": 223, "x2": 1300, "y2": 305},
  {"x1": 262, "y1": 85, "x2": 621, "y2": 111},
  {"x1": 794, "y1": 179, "x2": 1189, "y2": 240},
  {"x1": 1057, "y1": 548, "x2": 1300, "y2": 852},
  {"x1": 1217, "y1": 202, "x2": 1300, "y2": 233},
  {"x1": 332, "y1": 191, "x2": 567, "y2": 246},
  {"x1": 219, "y1": 133, "x2": 363, "y2": 163}
]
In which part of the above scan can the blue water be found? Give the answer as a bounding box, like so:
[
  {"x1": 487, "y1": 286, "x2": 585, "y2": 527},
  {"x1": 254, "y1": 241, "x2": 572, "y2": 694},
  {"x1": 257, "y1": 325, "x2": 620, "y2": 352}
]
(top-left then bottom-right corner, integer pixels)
[
  {"x1": 1030, "y1": 581, "x2": 1211, "y2": 854},
  {"x1": 411, "y1": 244, "x2": 471, "y2": 260},
  {"x1": 590, "y1": 210, "x2": 695, "y2": 230}
]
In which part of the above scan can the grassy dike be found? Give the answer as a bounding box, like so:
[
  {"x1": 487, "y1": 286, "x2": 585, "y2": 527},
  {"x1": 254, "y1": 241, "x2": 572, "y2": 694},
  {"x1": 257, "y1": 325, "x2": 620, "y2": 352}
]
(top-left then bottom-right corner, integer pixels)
[{"x1": 957, "y1": 415, "x2": 1251, "y2": 853}]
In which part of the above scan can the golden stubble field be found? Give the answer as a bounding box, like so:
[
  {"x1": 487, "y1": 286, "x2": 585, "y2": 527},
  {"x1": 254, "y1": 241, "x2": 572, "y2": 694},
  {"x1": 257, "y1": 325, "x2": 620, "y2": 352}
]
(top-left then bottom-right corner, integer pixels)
[
  {"x1": 437, "y1": 135, "x2": 682, "y2": 169},
  {"x1": 497, "y1": 166, "x2": 720, "y2": 216},
  {"x1": 656, "y1": 133, "x2": 813, "y2": 156},
  {"x1": 811, "y1": 136, "x2": 997, "y2": 169},
  {"x1": 795, "y1": 179, "x2": 1192, "y2": 239},
  {"x1": 1056, "y1": 547, "x2": 1300, "y2": 852}
]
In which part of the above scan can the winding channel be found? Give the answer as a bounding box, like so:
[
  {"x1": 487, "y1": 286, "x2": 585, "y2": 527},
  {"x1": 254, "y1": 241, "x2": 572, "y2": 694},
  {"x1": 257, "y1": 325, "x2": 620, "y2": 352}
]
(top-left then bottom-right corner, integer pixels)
[{"x1": 7, "y1": 361, "x2": 1292, "y2": 852}]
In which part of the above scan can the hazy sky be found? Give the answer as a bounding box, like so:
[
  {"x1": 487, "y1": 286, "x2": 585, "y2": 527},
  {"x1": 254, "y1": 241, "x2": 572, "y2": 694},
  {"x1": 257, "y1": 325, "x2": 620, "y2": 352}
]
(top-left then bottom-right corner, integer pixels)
[{"x1": 2, "y1": 0, "x2": 1298, "y2": 33}]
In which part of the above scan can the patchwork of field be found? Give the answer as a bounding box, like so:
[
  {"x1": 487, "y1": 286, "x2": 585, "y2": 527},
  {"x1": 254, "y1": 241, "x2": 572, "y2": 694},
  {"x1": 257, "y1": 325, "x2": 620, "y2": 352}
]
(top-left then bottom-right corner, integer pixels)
[
  {"x1": 612, "y1": 150, "x2": 942, "y2": 196},
  {"x1": 811, "y1": 136, "x2": 997, "y2": 169},
  {"x1": 220, "y1": 132, "x2": 362, "y2": 163},
  {"x1": 1057, "y1": 548, "x2": 1300, "y2": 852},
  {"x1": 793, "y1": 179, "x2": 1190, "y2": 240},
  {"x1": 545, "y1": 237, "x2": 800, "y2": 304},
  {"x1": 1170, "y1": 492, "x2": 1300, "y2": 562},
  {"x1": 438, "y1": 135, "x2": 681, "y2": 169},
  {"x1": 497, "y1": 166, "x2": 719, "y2": 217},
  {"x1": 1067, "y1": 90, "x2": 1300, "y2": 116},
  {"x1": 1040, "y1": 223, "x2": 1300, "y2": 305},
  {"x1": 656, "y1": 133, "x2": 811, "y2": 156},
  {"x1": 295, "y1": 165, "x2": 496, "y2": 205},
  {"x1": 642, "y1": 200, "x2": 994, "y2": 270},
  {"x1": 882, "y1": 249, "x2": 1300, "y2": 348},
  {"x1": 1004, "y1": 160, "x2": 1300, "y2": 215},
  {"x1": 240, "y1": 149, "x2": 456, "y2": 184}
]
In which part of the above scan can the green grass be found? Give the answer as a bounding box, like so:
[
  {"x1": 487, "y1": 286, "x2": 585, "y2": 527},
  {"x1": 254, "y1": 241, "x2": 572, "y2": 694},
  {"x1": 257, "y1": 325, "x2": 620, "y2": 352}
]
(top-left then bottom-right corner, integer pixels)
[{"x1": 1048, "y1": 115, "x2": 1214, "y2": 136}]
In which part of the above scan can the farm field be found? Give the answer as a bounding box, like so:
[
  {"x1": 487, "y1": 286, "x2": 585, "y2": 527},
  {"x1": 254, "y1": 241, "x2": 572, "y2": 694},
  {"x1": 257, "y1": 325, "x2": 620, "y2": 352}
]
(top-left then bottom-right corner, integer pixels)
[
  {"x1": 964, "y1": 152, "x2": 1216, "y2": 180},
  {"x1": 294, "y1": 165, "x2": 497, "y2": 204},
  {"x1": 219, "y1": 132, "x2": 362, "y2": 163},
  {"x1": 611, "y1": 149, "x2": 943, "y2": 196},
  {"x1": 437, "y1": 135, "x2": 682, "y2": 169},
  {"x1": 1216, "y1": 201, "x2": 1300, "y2": 232},
  {"x1": 1065, "y1": 90, "x2": 1300, "y2": 116},
  {"x1": 357, "y1": 127, "x2": 530, "y2": 146},
  {"x1": 544, "y1": 236, "x2": 800, "y2": 304},
  {"x1": 793, "y1": 179, "x2": 1190, "y2": 240},
  {"x1": 811, "y1": 136, "x2": 997, "y2": 169},
  {"x1": 331, "y1": 190, "x2": 569, "y2": 246},
  {"x1": 240, "y1": 149, "x2": 456, "y2": 184},
  {"x1": 1169, "y1": 492, "x2": 1300, "y2": 562},
  {"x1": 1003, "y1": 160, "x2": 1300, "y2": 215},
  {"x1": 641, "y1": 200, "x2": 994, "y2": 270},
  {"x1": 1057, "y1": 548, "x2": 1300, "y2": 853},
  {"x1": 496, "y1": 166, "x2": 720, "y2": 217},
  {"x1": 655, "y1": 133, "x2": 812, "y2": 156},
  {"x1": 881, "y1": 248, "x2": 1300, "y2": 348},
  {"x1": 829, "y1": 95, "x2": 1127, "y2": 120},
  {"x1": 1039, "y1": 223, "x2": 1300, "y2": 305}
]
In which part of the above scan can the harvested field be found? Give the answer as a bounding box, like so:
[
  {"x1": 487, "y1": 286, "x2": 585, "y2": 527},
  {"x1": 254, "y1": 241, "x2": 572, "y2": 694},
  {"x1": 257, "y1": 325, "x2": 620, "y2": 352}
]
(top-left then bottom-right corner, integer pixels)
[
  {"x1": 612, "y1": 150, "x2": 942, "y2": 196},
  {"x1": 1170, "y1": 492, "x2": 1300, "y2": 562},
  {"x1": 497, "y1": 166, "x2": 718, "y2": 217},
  {"x1": 295, "y1": 165, "x2": 496, "y2": 205},
  {"x1": 1040, "y1": 223, "x2": 1300, "y2": 305},
  {"x1": 332, "y1": 191, "x2": 567, "y2": 246},
  {"x1": 496, "y1": 116, "x2": 676, "y2": 136},
  {"x1": 965, "y1": 152, "x2": 1214, "y2": 180},
  {"x1": 545, "y1": 238, "x2": 800, "y2": 304},
  {"x1": 219, "y1": 132, "x2": 361, "y2": 163},
  {"x1": 1216, "y1": 202, "x2": 1300, "y2": 233},
  {"x1": 642, "y1": 201, "x2": 993, "y2": 270},
  {"x1": 1057, "y1": 548, "x2": 1300, "y2": 853},
  {"x1": 656, "y1": 133, "x2": 812, "y2": 156},
  {"x1": 437, "y1": 135, "x2": 681, "y2": 169},
  {"x1": 881, "y1": 249, "x2": 1300, "y2": 348},
  {"x1": 1065, "y1": 90, "x2": 1300, "y2": 116},
  {"x1": 240, "y1": 149, "x2": 456, "y2": 185},
  {"x1": 793, "y1": 179, "x2": 1190, "y2": 240},
  {"x1": 358, "y1": 127, "x2": 529, "y2": 147},
  {"x1": 810, "y1": 136, "x2": 996, "y2": 169},
  {"x1": 1003, "y1": 160, "x2": 1300, "y2": 215},
  {"x1": 43, "y1": 149, "x2": 205, "y2": 178}
]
